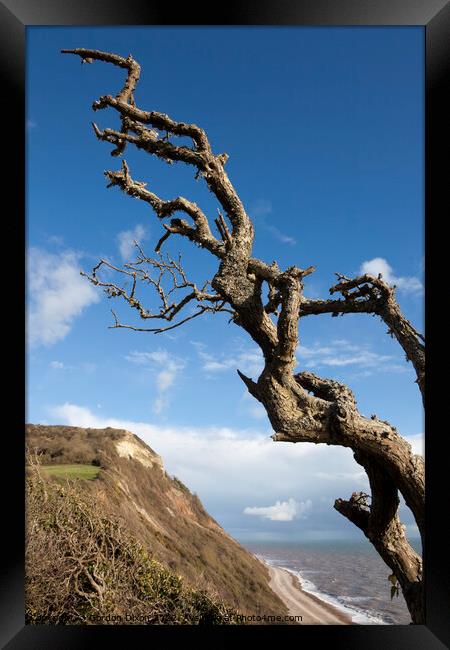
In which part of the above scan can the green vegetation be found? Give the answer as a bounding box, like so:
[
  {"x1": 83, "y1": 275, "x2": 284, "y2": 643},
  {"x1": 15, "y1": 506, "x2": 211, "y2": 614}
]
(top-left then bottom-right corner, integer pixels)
[
  {"x1": 25, "y1": 424, "x2": 289, "y2": 619},
  {"x1": 40, "y1": 464, "x2": 100, "y2": 480},
  {"x1": 172, "y1": 476, "x2": 191, "y2": 494},
  {"x1": 26, "y1": 459, "x2": 238, "y2": 625}
]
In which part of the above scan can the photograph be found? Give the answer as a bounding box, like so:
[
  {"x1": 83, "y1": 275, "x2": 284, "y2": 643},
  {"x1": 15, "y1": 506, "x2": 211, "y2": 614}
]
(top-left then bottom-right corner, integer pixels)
[{"x1": 24, "y1": 24, "x2": 427, "y2": 629}]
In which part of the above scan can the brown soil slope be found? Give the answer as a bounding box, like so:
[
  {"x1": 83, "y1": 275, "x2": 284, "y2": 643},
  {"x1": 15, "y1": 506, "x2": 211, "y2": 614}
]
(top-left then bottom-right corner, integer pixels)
[{"x1": 26, "y1": 424, "x2": 287, "y2": 617}]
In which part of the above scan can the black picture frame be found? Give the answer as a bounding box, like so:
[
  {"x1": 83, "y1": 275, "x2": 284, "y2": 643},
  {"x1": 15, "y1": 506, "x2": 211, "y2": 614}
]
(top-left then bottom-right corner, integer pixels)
[{"x1": 3, "y1": 1, "x2": 448, "y2": 648}]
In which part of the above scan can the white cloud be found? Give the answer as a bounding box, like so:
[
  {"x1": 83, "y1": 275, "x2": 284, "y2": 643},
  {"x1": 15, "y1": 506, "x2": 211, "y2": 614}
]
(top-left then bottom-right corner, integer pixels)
[
  {"x1": 296, "y1": 339, "x2": 407, "y2": 374},
  {"x1": 244, "y1": 498, "x2": 312, "y2": 522},
  {"x1": 266, "y1": 226, "x2": 296, "y2": 246},
  {"x1": 46, "y1": 403, "x2": 370, "y2": 506},
  {"x1": 313, "y1": 471, "x2": 367, "y2": 483},
  {"x1": 81, "y1": 362, "x2": 97, "y2": 374},
  {"x1": 49, "y1": 360, "x2": 96, "y2": 373},
  {"x1": 47, "y1": 235, "x2": 64, "y2": 246},
  {"x1": 249, "y1": 199, "x2": 296, "y2": 246},
  {"x1": 196, "y1": 337, "x2": 409, "y2": 381},
  {"x1": 406, "y1": 433, "x2": 424, "y2": 458},
  {"x1": 116, "y1": 224, "x2": 147, "y2": 261},
  {"x1": 405, "y1": 523, "x2": 420, "y2": 537},
  {"x1": 251, "y1": 199, "x2": 273, "y2": 217},
  {"x1": 194, "y1": 343, "x2": 264, "y2": 378},
  {"x1": 156, "y1": 369, "x2": 176, "y2": 392},
  {"x1": 321, "y1": 353, "x2": 391, "y2": 367},
  {"x1": 360, "y1": 258, "x2": 423, "y2": 295},
  {"x1": 153, "y1": 396, "x2": 166, "y2": 416},
  {"x1": 127, "y1": 350, "x2": 168, "y2": 365},
  {"x1": 27, "y1": 248, "x2": 100, "y2": 347},
  {"x1": 46, "y1": 404, "x2": 421, "y2": 537},
  {"x1": 126, "y1": 348, "x2": 184, "y2": 414}
]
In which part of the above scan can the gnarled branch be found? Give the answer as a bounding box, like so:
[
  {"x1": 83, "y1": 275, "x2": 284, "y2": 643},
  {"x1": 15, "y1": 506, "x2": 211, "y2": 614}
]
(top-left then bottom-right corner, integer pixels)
[
  {"x1": 335, "y1": 452, "x2": 423, "y2": 623},
  {"x1": 300, "y1": 272, "x2": 425, "y2": 403},
  {"x1": 63, "y1": 48, "x2": 253, "y2": 258},
  {"x1": 62, "y1": 48, "x2": 141, "y2": 156},
  {"x1": 105, "y1": 160, "x2": 223, "y2": 257},
  {"x1": 81, "y1": 251, "x2": 233, "y2": 334}
]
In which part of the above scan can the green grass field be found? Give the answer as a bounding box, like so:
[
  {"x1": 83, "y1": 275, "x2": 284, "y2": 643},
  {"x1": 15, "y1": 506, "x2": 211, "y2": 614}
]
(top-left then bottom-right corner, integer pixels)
[{"x1": 40, "y1": 464, "x2": 100, "y2": 480}]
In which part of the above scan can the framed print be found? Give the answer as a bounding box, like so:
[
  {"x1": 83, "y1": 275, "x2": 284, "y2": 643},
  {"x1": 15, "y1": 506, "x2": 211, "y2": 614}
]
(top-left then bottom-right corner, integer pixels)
[{"x1": 2, "y1": 1, "x2": 448, "y2": 648}]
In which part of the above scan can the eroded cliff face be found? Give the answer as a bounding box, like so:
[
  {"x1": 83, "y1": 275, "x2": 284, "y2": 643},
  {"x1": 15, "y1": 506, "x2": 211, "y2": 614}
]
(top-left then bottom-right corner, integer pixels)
[{"x1": 26, "y1": 424, "x2": 287, "y2": 617}]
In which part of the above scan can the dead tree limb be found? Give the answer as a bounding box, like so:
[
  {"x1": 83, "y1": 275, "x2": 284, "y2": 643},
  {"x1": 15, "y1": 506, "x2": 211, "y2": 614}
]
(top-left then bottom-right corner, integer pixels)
[
  {"x1": 63, "y1": 48, "x2": 425, "y2": 623},
  {"x1": 300, "y1": 273, "x2": 425, "y2": 404},
  {"x1": 82, "y1": 252, "x2": 233, "y2": 334}
]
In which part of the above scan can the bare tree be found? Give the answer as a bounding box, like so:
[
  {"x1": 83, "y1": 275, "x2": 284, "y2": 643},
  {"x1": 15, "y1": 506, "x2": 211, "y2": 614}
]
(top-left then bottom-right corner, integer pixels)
[{"x1": 62, "y1": 49, "x2": 425, "y2": 623}]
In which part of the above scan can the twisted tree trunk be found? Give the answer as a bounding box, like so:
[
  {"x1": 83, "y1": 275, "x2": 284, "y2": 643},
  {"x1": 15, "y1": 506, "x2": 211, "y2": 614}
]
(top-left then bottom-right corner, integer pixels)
[
  {"x1": 63, "y1": 48, "x2": 425, "y2": 623},
  {"x1": 216, "y1": 257, "x2": 424, "y2": 624}
]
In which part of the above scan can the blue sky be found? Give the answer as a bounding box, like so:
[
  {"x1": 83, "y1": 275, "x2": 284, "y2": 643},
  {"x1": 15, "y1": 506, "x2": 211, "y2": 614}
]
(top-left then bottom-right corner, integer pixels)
[{"x1": 26, "y1": 26, "x2": 424, "y2": 542}]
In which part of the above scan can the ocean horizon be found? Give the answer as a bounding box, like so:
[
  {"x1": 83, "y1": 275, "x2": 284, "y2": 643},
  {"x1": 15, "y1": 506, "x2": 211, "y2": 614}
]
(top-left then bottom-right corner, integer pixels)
[{"x1": 242, "y1": 539, "x2": 422, "y2": 625}]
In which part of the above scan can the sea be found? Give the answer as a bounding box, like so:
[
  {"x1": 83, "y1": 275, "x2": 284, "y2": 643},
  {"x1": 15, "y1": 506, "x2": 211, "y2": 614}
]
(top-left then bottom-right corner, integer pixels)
[{"x1": 243, "y1": 539, "x2": 422, "y2": 625}]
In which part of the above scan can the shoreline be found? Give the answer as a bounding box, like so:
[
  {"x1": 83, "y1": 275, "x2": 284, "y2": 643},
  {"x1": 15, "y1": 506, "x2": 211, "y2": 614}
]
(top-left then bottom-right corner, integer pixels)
[{"x1": 265, "y1": 562, "x2": 354, "y2": 625}]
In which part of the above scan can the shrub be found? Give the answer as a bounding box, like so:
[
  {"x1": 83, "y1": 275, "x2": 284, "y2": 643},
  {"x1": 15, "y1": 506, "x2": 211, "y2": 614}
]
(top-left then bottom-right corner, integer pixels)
[
  {"x1": 25, "y1": 458, "x2": 238, "y2": 625},
  {"x1": 172, "y1": 476, "x2": 191, "y2": 494}
]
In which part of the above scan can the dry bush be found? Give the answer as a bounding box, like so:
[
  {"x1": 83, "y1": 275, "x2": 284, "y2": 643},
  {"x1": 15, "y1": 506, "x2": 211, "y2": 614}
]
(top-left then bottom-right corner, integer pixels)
[
  {"x1": 25, "y1": 456, "x2": 238, "y2": 625},
  {"x1": 25, "y1": 426, "x2": 289, "y2": 618}
]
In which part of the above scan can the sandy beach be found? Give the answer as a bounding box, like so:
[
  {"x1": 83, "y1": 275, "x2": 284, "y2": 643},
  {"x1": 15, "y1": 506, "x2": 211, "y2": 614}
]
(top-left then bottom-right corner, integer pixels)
[{"x1": 268, "y1": 565, "x2": 353, "y2": 625}]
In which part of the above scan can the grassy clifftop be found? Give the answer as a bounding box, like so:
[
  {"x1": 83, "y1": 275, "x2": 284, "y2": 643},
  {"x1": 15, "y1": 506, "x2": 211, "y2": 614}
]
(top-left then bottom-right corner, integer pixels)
[
  {"x1": 26, "y1": 424, "x2": 288, "y2": 623},
  {"x1": 26, "y1": 460, "x2": 237, "y2": 625}
]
